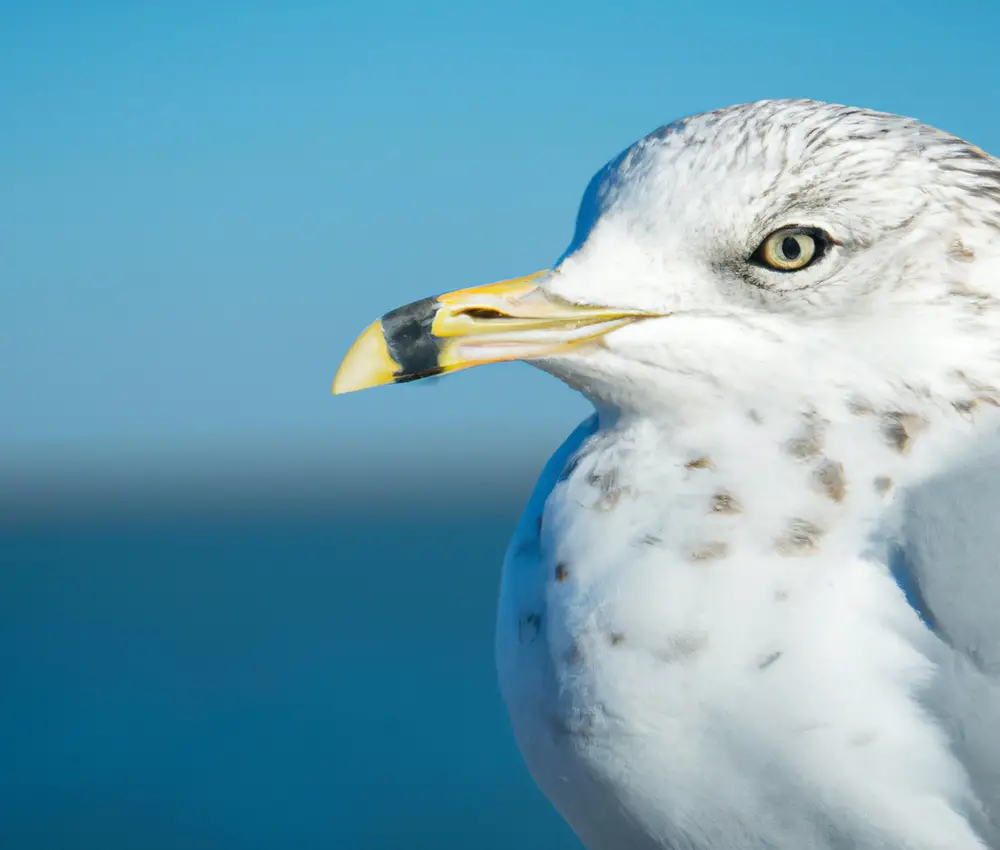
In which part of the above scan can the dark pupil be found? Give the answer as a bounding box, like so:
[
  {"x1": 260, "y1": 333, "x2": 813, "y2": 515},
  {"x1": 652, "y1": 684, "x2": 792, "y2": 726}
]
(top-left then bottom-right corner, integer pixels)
[{"x1": 781, "y1": 236, "x2": 801, "y2": 260}]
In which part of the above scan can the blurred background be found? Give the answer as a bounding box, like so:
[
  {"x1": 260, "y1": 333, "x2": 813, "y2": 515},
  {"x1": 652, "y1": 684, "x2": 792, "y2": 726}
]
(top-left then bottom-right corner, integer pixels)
[{"x1": 2, "y1": 0, "x2": 999, "y2": 847}]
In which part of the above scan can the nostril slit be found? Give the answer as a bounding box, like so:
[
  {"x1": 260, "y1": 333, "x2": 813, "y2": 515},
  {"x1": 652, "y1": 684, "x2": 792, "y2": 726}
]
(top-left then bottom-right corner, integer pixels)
[{"x1": 456, "y1": 307, "x2": 509, "y2": 320}]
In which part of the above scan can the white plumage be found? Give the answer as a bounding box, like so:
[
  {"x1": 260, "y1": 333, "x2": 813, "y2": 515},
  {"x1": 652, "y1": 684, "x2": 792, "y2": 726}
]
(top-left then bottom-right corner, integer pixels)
[{"x1": 494, "y1": 100, "x2": 1000, "y2": 849}]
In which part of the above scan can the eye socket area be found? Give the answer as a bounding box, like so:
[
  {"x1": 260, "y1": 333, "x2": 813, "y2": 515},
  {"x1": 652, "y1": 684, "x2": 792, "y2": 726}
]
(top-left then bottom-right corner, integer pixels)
[{"x1": 750, "y1": 226, "x2": 831, "y2": 272}]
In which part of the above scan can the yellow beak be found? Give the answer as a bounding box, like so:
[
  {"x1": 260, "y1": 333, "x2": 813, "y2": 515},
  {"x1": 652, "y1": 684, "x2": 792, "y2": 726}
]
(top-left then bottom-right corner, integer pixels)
[{"x1": 332, "y1": 271, "x2": 651, "y2": 395}]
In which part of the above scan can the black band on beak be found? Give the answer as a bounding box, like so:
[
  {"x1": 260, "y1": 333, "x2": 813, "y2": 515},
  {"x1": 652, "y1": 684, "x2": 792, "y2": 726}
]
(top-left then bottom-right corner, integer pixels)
[{"x1": 381, "y1": 296, "x2": 444, "y2": 383}]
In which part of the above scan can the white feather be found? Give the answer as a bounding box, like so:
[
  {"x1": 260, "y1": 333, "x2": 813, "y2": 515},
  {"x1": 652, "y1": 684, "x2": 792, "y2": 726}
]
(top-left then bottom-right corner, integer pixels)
[{"x1": 495, "y1": 100, "x2": 1000, "y2": 849}]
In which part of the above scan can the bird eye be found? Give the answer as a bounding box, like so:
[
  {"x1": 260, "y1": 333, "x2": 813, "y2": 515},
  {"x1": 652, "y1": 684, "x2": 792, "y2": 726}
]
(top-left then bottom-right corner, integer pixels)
[{"x1": 751, "y1": 227, "x2": 829, "y2": 272}]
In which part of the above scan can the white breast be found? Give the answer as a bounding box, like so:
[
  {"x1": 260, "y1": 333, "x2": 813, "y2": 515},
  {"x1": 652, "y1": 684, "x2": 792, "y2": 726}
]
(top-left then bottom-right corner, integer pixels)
[{"x1": 495, "y1": 413, "x2": 991, "y2": 850}]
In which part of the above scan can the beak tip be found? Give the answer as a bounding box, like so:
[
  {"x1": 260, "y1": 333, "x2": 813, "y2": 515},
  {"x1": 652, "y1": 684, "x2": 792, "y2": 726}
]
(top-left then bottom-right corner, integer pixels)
[{"x1": 331, "y1": 319, "x2": 399, "y2": 396}]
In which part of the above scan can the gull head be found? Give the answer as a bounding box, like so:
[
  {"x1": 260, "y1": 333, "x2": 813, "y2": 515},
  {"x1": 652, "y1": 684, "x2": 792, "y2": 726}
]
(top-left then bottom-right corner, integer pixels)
[{"x1": 334, "y1": 100, "x2": 1000, "y2": 429}]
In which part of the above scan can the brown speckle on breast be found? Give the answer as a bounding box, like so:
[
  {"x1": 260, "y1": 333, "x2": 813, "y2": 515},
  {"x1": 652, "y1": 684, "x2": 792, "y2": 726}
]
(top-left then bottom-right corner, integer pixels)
[
  {"x1": 953, "y1": 399, "x2": 978, "y2": 419},
  {"x1": 555, "y1": 562, "x2": 570, "y2": 582},
  {"x1": 685, "y1": 455, "x2": 715, "y2": 470},
  {"x1": 949, "y1": 238, "x2": 976, "y2": 262},
  {"x1": 956, "y1": 371, "x2": 1000, "y2": 407},
  {"x1": 812, "y1": 459, "x2": 846, "y2": 503},
  {"x1": 881, "y1": 412, "x2": 928, "y2": 454},
  {"x1": 873, "y1": 475, "x2": 893, "y2": 494},
  {"x1": 586, "y1": 467, "x2": 629, "y2": 510},
  {"x1": 776, "y1": 518, "x2": 824, "y2": 556},
  {"x1": 710, "y1": 492, "x2": 743, "y2": 515},
  {"x1": 690, "y1": 541, "x2": 729, "y2": 561},
  {"x1": 785, "y1": 415, "x2": 826, "y2": 460}
]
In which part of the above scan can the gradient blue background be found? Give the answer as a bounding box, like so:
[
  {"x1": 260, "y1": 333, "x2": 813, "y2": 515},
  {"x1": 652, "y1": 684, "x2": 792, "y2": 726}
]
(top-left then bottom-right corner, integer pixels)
[{"x1": 3, "y1": 1, "x2": 999, "y2": 847}]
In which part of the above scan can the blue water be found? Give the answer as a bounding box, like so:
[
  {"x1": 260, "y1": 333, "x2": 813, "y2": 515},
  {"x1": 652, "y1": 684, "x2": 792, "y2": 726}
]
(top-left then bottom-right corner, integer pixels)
[{"x1": 0, "y1": 507, "x2": 580, "y2": 849}]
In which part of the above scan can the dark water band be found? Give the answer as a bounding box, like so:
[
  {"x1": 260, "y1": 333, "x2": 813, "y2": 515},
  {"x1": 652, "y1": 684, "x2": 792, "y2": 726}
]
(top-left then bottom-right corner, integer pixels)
[{"x1": 381, "y1": 296, "x2": 444, "y2": 382}]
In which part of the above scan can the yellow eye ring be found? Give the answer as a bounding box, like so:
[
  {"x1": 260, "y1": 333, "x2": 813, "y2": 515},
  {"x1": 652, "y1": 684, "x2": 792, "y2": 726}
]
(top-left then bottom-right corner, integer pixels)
[{"x1": 753, "y1": 227, "x2": 830, "y2": 272}]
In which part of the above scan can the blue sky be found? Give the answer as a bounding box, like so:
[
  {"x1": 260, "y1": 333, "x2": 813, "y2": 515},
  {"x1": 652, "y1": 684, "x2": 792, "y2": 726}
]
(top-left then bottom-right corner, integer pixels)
[{"x1": 3, "y1": 0, "x2": 1000, "y2": 477}]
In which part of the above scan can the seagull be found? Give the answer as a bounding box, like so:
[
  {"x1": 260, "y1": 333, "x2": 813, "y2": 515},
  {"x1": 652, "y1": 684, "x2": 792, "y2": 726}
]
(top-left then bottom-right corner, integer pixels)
[{"x1": 331, "y1": 99, "x2": 1000, "y2": 849}]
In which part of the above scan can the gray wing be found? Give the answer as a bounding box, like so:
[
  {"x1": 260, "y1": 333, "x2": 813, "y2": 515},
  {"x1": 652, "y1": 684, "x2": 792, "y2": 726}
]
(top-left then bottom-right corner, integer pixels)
[
  {"x1": 896, "y1": 439, "x2": 1000, "y2": 838},
  {"x1": 898, "y1": 443, "x2": 1000, "y2": 672}
]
